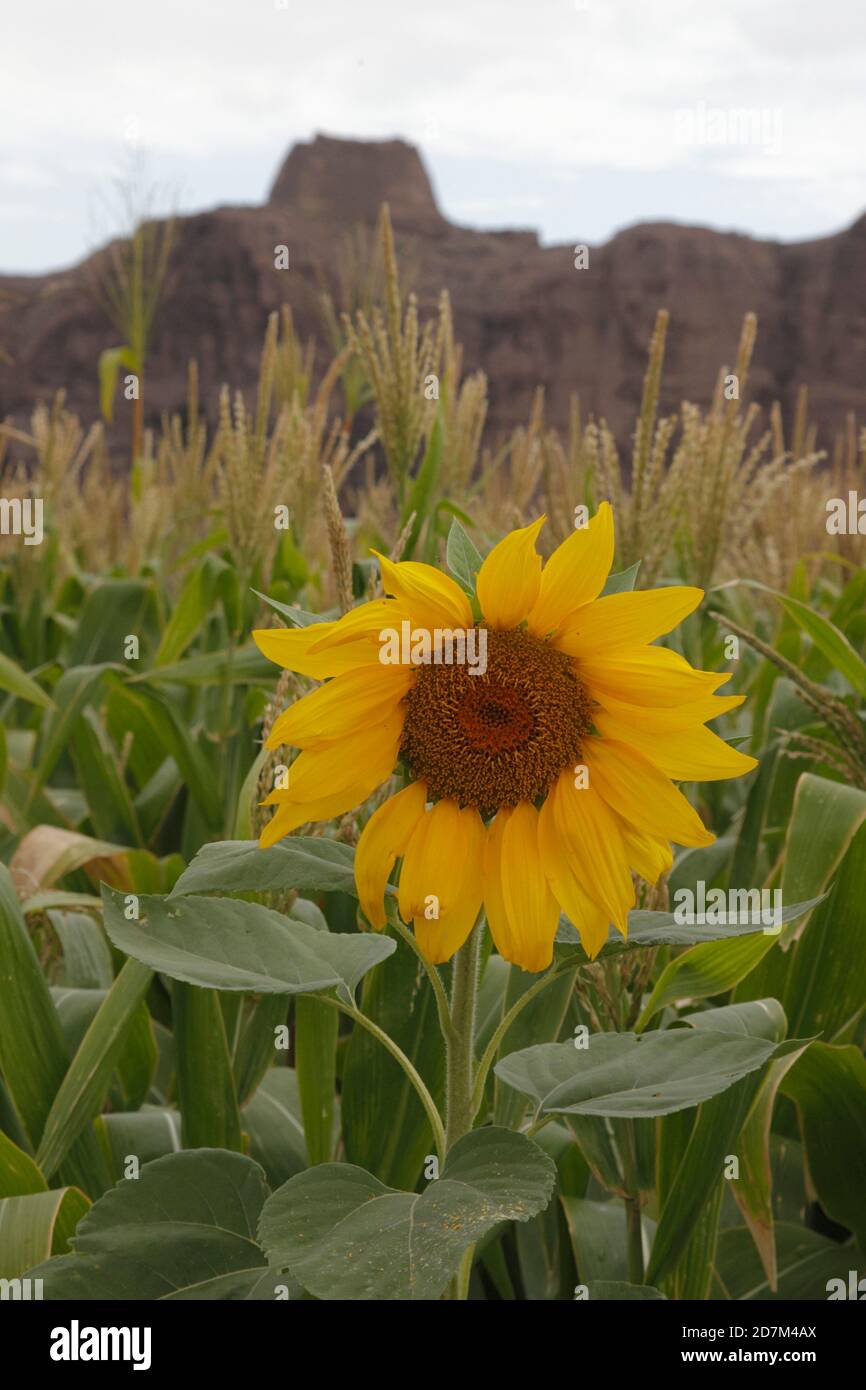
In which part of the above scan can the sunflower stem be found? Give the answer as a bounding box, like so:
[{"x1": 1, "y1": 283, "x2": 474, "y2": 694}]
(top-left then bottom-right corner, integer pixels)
[
  {"x1": 315, "y1": 993, "x2": 446, "y2": 1161},
  {"x1": 387, "y1": 903, "x2": 456, "y2": 1045},
  {"x1": 525, "y1": 1113, "x2": 556, "y2": 1139},
  {"x1": 470, "y1": 957, "x2": 578, "y2": 1121}
]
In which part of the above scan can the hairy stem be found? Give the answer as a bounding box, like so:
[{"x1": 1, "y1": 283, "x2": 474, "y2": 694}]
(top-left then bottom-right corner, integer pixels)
[
  {"x1": 387, "y1": 905, "x2": 456, "y2": 1045},
  {"x1": 471, "y1": 958, "x2": 578, "y2": 1120},
  {"x1": 316, "y1": 993, "x2": 446, "y2": 1160}
]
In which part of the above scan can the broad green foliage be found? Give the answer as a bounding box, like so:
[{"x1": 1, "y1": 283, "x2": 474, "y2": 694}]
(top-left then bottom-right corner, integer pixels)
[
  {"x1": 258, "y1": 1128, "x2": 556, "y2": 1301},
  {"x1": 494, "y1": 1031, "x2": 784, "y2": 1120},
  {"x1": 2, "y1": 339, "x2": 865, "y2": 1300}
]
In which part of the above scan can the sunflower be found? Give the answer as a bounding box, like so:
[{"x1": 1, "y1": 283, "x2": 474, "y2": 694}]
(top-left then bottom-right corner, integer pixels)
[{"x1": 253, "y1": 505, "x2": 756, "y2": 972}]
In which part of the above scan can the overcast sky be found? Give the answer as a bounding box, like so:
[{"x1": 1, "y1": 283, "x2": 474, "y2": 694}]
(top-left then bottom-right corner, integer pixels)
[{"x1": 2, "y1": 0, "x2": 865, "y2": 273}]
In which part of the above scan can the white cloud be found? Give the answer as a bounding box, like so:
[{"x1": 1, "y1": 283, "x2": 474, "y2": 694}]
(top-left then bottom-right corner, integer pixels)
[{"x1": 1, "y1": 0, "x2": 865, "y2": 269}]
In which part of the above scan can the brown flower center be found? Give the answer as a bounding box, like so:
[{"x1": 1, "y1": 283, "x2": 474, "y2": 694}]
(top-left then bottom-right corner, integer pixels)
[{"x1": 400, "y1": 627, "x2": 593, "y2": 813}]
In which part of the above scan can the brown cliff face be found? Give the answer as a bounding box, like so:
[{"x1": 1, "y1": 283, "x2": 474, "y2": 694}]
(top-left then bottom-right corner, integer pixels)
[
  {"x1": 268, "y1": 133, "x2": 447, "y2": 230},
  {"x1": 1, "y1": 133, "x2": 864, "y2": 453}
]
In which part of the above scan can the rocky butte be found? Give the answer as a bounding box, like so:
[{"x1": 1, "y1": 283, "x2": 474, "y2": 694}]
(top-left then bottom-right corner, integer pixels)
[{"x1": 1, "y1": 133, "x2": 865, "y2": 450}]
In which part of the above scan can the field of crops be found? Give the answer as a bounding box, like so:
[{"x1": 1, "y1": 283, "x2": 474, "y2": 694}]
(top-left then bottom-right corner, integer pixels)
[{"x1": 1, "y1": 214, "x2": 865, "y2": 1304}]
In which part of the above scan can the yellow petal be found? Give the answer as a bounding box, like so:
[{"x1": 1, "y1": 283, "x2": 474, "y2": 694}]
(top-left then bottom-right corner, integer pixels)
[
  {"x1": 586, "y1": 737, "x2": 715, "y2": 847},
  {"x1": 267, "y1": 664, "x2": 414, "y2": 750},
  {"x1": 253, "y1": 624, "x2": 382, "y2": 679},
  {"x1": 307, "y1": 599, "x2": 409, "y2": 654},
  {"x1": 594, "y1": 714, "x2": 758, "y2": 782},
  {"x1": 537, "y1": 800, "x2": 612, "y2": 959},
  {"x1": 373, "y1": 552, "x2": 473, "y2": 631},
  {"x1": 484, "y1": 802, "x2": 560, "y2": 972},
  {"x1": 576, "y1": 644, "x2": 728, "y2": 707},
  {"x1": 591, "y1": 690, "x2": 745, "y2": 734},
  {"x1": 619, "y1": 820, "x2": 674, "y2": 883},
  {"x1": 481, "y1": 809, "x2": 510, "y2": 952},
  {"x1": 267, "y1": 707, "x2": 404, "y2": 807},
  {"x1": 398, "y1": 800, "x2": 484, "y2": 964},
  {"x1": 413, "y1": 893, "x2": 481, "y2": 966},
  {"x1": 354, "y1": 781, "x2": 427, "y2": 930},
  {"x1": 476, "y1": 517, "x2": 545, "y2": 629},
  {"x1": 259, "y1": 777, "x2": 380, "y2": 846},
  {"x1": 527, "y1": 502, "x2": 614, "y2": 635},
  {"x1": 545, "y1": 770, "x2": 635, "y2": 933},
  {"x1": 555, "y1": 586, "x2": 704, "y2": 657}
]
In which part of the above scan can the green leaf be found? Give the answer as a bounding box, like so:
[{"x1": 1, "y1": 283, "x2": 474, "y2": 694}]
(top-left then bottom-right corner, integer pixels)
[
  {"x1": 242, "y1": 1069, "x2": 307, "y2": 1190},
  {"x1": 341, "y1": 926, "x2": 445, "y2": 1188},
  {"x1": 98, "y1": 344, "x2": 136, "y2": 423},
  {"x1": 730, "y1": 1041, "x2": 813, "y2": 1289},
  {"x1": 0, "y1": 1129, "x2": 48, "y2": 1198},
  {"x1": 233, "y1": 993, "x2": 289, "y2": 1106},
  {"x1": 27, "y1": 1149, "x2": 275, "y2": 1300},
  {"x1": 778, "y1": 773, "x2": 866, "y2": 946},
  {"x1": 493, "y1": 967, "x2": 576, "y2": 1130},
  {"x1": 712, "y1": 1223, "x2": 857, "y2": 1301},
  {"x1": 495, "y1": 1031, "x2": 780, "y2": 1120},
  {"x1": 233, "y1": 746, "x2": 269, "y2": 840},
  {"x1": 0, "y1": 651, "x2": 53, "y2": 709},
  {"x1": 258, "y1": 1127, "x2": 556, "y2": 1301},
  {"x1": 771, "y1": 822, "x2": 866, "y2": 1041},
  {"x1": 634, "y1": 896, "x2": 825, "y2": 1029},
  {"x1": 554, "y1": 900, "x2": 820, "y2": 961},
  {"x1": 70, "y1": 710, "x2": 142, "y2": 845},
  {"x1": 171, "y1": 836, "x2": 359, "y2": 898},
  {"x1": 0, "y1": 1188, "x2": 90, "y2": 1279},
  {"x1": 97, "y1": 1109, "x2": 182, "y2": 1176},
  {"x1": 22, "y1": 890, "x2": 103, "y2": 916},
  {"x1": 51, "y1": 987, "x2": 104, "y2": 1053},
  {"x1": 68, "y1": 579, "x2": 154, "y2": 666},
  {"x1": 645, "y1": 1000, "x2": 792, "y2": 1289},
  {"x1": 516, "y1": 1198, "x2": 565, "y2": 1299},
  {"x1": 294, "y1": 996, "x2": 338, "y2": 1165},
  {"x1": 583, "y1": 1280, "x2": 666, "y2": 1300},
  {"x1": 173, "y1": 985, "x2": 243, "y2": 1151},
  {"x1": 135, "y1": 643, "x2": 272, "y2": 687},
  {"x1": 684, "y1": 998, "x2": 788, "y2": 1040},
  {"x1": 250, "y1": 589, "x2": 328, "y2": 627},
  {"x1": 0, "y1": 864, "x2": 111, "y2": 1198},
  {"x1": 728, "y1": 742, "x2": 783, "y2": 890},
  {"x1": 400, "y1": 406, "x2": 443, "y2": 560},
  {"x1": 740, "y1": 580, "x2": 866, "y2": 696},
  {"x1": 562, "y1": 1197, "x2": 655, "y2": 1284},
  {"x1": 35, "y1": 959, "x2": 154, "y2": 1177},
  {"x1": 663, "y1": 1182, "x2": 725, "y2": 1300},
  {"x1": 562, "y1": 1113, "x2": 625, "y2": 1195},
  {"x1": 781, "y1": 1042, "x2": 866, "y2": 1249},
  {"x1": 51, "y1": 909, "x2": 114, "y2": 989},
  {"x1": 104, "y1": 684, "x2": 221, "y2": 830},
  {"x1": 445, "y1": 517, "x2": 484, "y2": 597},
  {"x1": 154, "y1": 555, "x2": 224, "y2": 666},
  {"x1": 736, "y1": 774, "x2": 866, "y2": 1013},
  {"x1": 601, "y1": 561, "x2": 641, "y2": 596},
  {"x1": 33, "y1": 665, "x2": 111, "y2": 793},
  {"x1": 113, "y1": 997, "x2": 157, "y2": 1109},
  {"x1": 101, "y1": 884, "x2": 395, "y2": 999}
]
